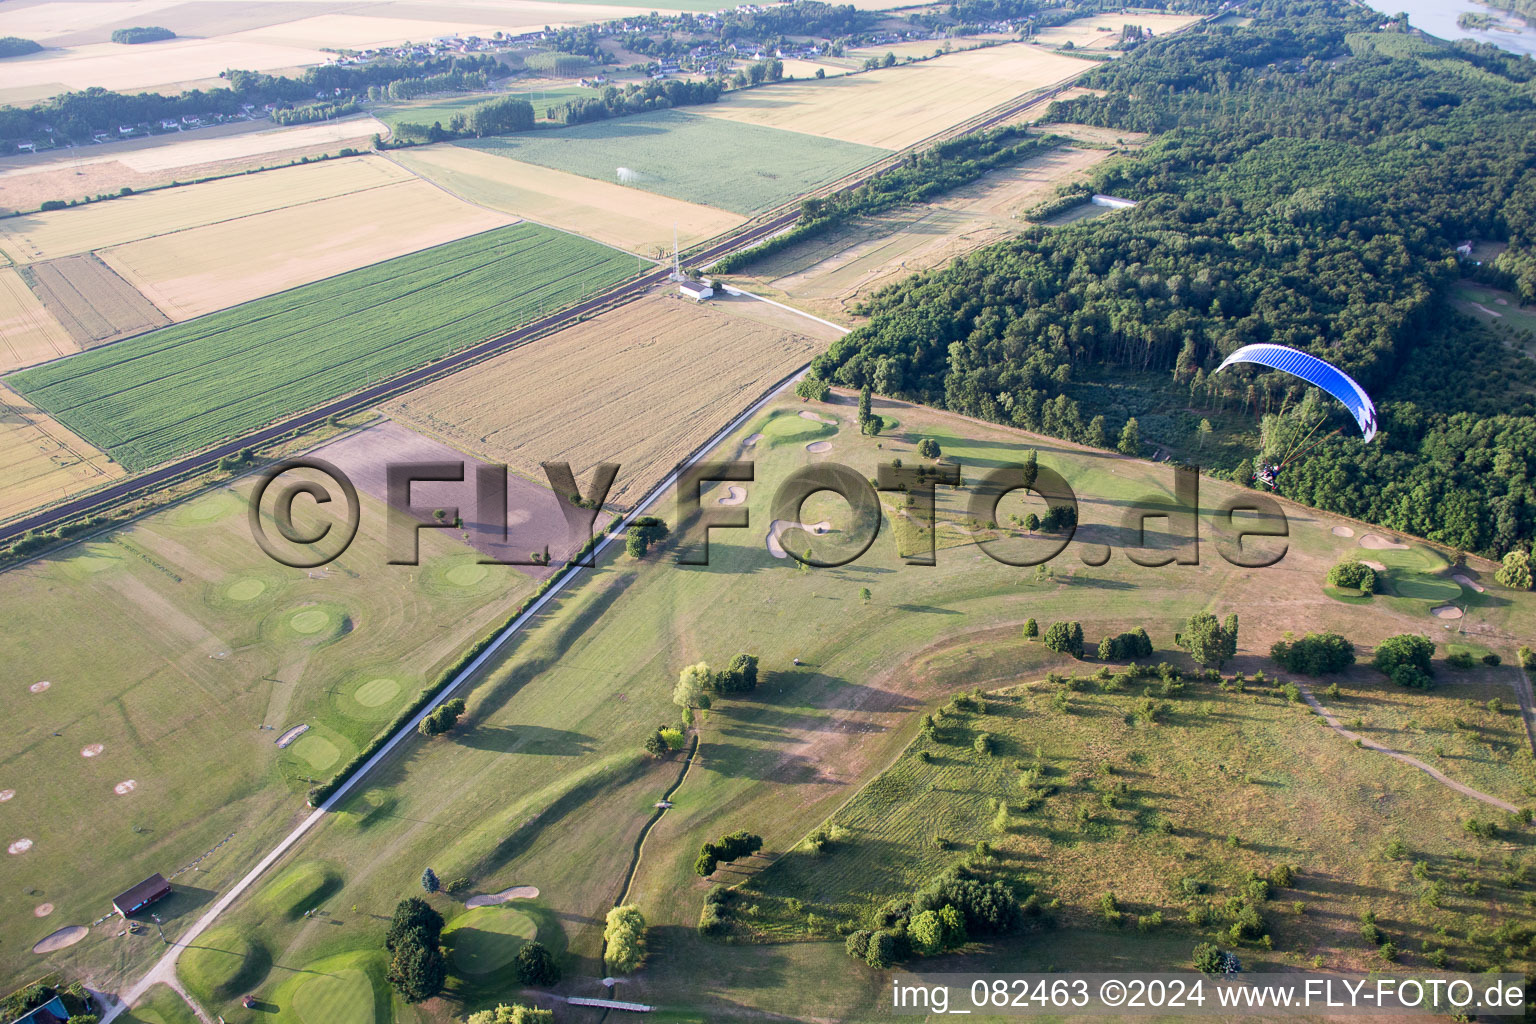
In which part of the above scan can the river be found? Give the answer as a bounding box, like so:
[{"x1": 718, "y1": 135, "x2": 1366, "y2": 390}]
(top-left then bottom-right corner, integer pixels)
[{"x1": 1358, "y1": 0, "x2": 1536, "y2": 57}]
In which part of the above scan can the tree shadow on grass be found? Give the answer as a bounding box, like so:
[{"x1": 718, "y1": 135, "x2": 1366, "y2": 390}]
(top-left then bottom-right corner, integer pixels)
[{"x1": 453, "y1": 724, "x2": 596, "y2": 756}]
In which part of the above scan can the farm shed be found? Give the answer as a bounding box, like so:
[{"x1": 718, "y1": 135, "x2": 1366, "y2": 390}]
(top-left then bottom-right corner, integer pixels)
[{"x1": 112, "y1": 873, "x2": 171, "y2": 917}]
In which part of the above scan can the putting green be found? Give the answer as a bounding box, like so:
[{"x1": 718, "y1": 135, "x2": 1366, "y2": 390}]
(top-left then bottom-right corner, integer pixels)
[
  {"x1": 354, "y1": 677, "x2": 401, "y2": 707},
  {"x1": 447, "y1": 907, "x2": 538, "y2": 975},
  {"x1": 446, "y1": 563, "x2": 490, "y2": 587},
  {"x1": 291, "y1": 734, "x2": 341, "y2": 771},
  {"x1": 1388, "y1": 572, "x2": 1463, "y2": 604},
  {"x1": 226, "y1": 578, "x2": 267, "y2": 602},
  {"x1": 289, "y1": 608, "x2": 333, "y2": 634},
  {"x1": 172, "y1": 491, "x2": 243, "y2": 526},
  {"x1": 291, "y1": 967, "x2": 374, "y2": 1024}
]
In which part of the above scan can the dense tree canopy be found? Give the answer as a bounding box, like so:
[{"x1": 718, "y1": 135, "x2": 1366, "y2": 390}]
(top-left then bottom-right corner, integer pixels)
[{"x1": 811, "y1": 0, "x2": 1536, "y2": 556}]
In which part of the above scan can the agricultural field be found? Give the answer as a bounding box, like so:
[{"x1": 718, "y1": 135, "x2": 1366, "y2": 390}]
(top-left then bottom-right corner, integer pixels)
[
  {"x1": 388, "y1": 144, "x2": 744, "y2": 255},
  {"x1": 0, "y1": 435, "x2": 549, "y2": 992},
  {"x1": 184, "y1": 386, "x2": 1535, "y2": 1022},
  {"x1": 456, "y1": 109, "x2": 891, "y2": 215},
  {"x1": 0, "y1": 155, "x2": 412, "y2": 266},
  {"x1": 7, "y1": 223, "x2": 636, "y2": 471},
  {"x1": 0, "y1": 121, "x2": 391, "y2": 215},
  {"x1": 0, "y1": 266, "x2": 76, "y2": 372},
  {"x1": 1029, "y1": 11, "x2": 1206, "y2": 50},
  {"x1": 0, "y1": 381, "x2": 124, "y2": 520},
  {"x1": 99, "y1": 177, "x2": 516, "y2": 321},
  {"x1": 732, "y1": 145, "x2": 1112, "y2": 318},
  {"x1": 385, "y1": 288, "x2": 841, "y2": 509},
  {"x1": 698, "y1": 44, "x2": 1096, "y2": 150},
  {"x1": 20, "y1": 254, "x2": 169, "y2": 346}
]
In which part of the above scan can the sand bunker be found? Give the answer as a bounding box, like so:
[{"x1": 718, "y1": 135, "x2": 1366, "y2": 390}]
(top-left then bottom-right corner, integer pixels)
[
  {"x1": 1453, "y1": 573, "x2": 1485, "y2": 593},
  {"x1": 1433, "y1": 605, "x2": 1464, "y2": 619},
  {"x1": 767, "y1": 520, "x2": 831, "y2": 558},
  {"x1": 0, "y1": 790, "x2": 13, "y2": 802},
  {"x1": 32, "y1": 926, "x2": 87, "y2": 954},
  {"x1": 1360, "y1": 533, "x2": 1409, "y2": 550},
  {"x1": 1469, "y1": 302, "x2": 1503, "y2": 318},
  {"x1": 718, "y1": 486, "x2": 747, "y2": 506},
  {"x1": 806, "y1": 441, "x2": 833, "y2": 453},
  {"x1": 114, "y1": 780, "x2": 137, "y2": 795},
  {"x1": 275, "y1": 724, "x2": 310, "y2": 748},
  {"x1": 465, "y1": 885, "x2": 540, "y2": 908},
  {"x1": 1361, "y1": 560, "x2": 1386, "y2": 572},
  {"x1": 29, "y1": 681, "x2": 50, "y2": 694},
  {"x1": 34, "y1": 904, "x2": 52, "y2": 918},
  {"x1": 798, "y1": 411, "x2": 837, "y2": 424},
  {"x1": 9, "y1": 839, "x2": 32, "y2": 854},
  {"x1": 743, "y1": 433, "x2": 763, "y2": 447},
  {"x1": 1331, "y1": 526, "x2": 1354, "y2": 538},
  {"x1": 80, "y1": 744, "x2": 103, "y2": 758}
]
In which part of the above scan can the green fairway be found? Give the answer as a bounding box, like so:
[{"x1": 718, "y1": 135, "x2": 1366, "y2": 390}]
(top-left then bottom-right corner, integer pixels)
[
  {"x1": 457, "y1": 109, "x2": 890, "y2": 215},
  {"x1": 446, "y1": 906, "x2": 539, "y2": 974},
  {"x1": 7, "y1": 225, "x2": 636, "y2": 470},
  {"x1": 291, "y1": 967, "x2": 373, "y2": 1024}
]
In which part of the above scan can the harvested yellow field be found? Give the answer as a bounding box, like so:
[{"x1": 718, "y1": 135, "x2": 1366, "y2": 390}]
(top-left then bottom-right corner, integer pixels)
[
  {"x1": 0, "y1": 37, "x2": 330, "y2": 101},
  {"x1": 1030, "y1": 12, "x2": 1204, "y2": 49},
  {"x1": 699, "y1": 44, "x2": 1095, "y2": 149},
  {"x1": 741, "y1": 146, "x2": 1110, "y2": 317},
  {"x1": 389, "y1": 145, "x2": 745, "y2": 256},
  {"x1": 0, "y1": 382, "x2": 124, "y2": 520},
  {"x1": 0, "y1": 155, "x2": 410, "y2": 266},
  {"x1": 0, "y1": 0, "x2": 182, "y2": 42},
  {"x1": 0, "y1": 267, "x2": 77, "y2": 372},
  {"x1": 99, "y1": 179, "x2": 515, "y2": 321},
  {"x1": 115, "y1": 118, "x2": 389, "y2": 174},
  {"x1": 385, "y1": 289, "x2": 839, "y2": 509}
]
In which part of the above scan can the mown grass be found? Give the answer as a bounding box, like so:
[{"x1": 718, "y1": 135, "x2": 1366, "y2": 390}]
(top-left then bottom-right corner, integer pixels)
[
  {"x1": 457, "y1": 109, "x2": 891, "y2": 215},
  {"x1": 170, "y1": 391, "x2": 1536, "y2": 1023},
  {"x1": 8, "y1": 224, "x2": 635, "y2": 470}
]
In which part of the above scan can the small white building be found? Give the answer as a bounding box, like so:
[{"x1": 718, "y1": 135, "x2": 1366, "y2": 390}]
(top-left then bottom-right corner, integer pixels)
[{"x1": 679, "y1": 281, "x2": 714, "y2": 302}]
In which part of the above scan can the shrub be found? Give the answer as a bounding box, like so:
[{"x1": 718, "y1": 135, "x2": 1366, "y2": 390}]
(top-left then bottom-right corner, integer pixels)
[
  {"x1": 1192, "y1": 942, "x2": 1225, "y2": 972},
  {"x1": 795, "y1": 376, "x2": 831, "y2": 402},
  {"x1": 1270, "y1": 632, "x2": 1355, "y2": 674},
  {"x1": 1495, "y1": 548, "x2": 1533, "y2": 590},
  {"x1": 973, "y1": 732, "x2": 993, "y2": 755},
  {"x1": 1042, "y1": 621, "x2": 1084, "y2": 658},
  {"x1": 513, "y1": 941, "x2": 560, "y2": 984},
  {"x1": 1023, "y1": 618, "x2": 1038, "y2": 638},
  {"x1": 1374, "y1": 634, "x2": 1435, "y2": 688},
  {"x1": 1447, "y1": 651, "x2": 1475, "y2": 670},
  {"x1": 865, "y1": 929, "x2": 897, "y2": 968},
  {"x1": 1483, "y1": 653, "x2": 1502, "y2": 666},
  {"x1": 917, "y1": 438, "x2": 941, "y2": 459},
  {"x1": 845, "y1": 929, "x2": 872, "y2": 959},
  {"x1": 603, "y1": 905, "x2": 646, "y2": 973},
  {"x1": 1327, "y1": 560, "x2": 1376, "y2": 593},
  {"x1": 909, "y1": 909, "x2": 944, "y2": 954},
  {"x1": 1359, "y1": 911, "x2": 1383, "y2": 946}
]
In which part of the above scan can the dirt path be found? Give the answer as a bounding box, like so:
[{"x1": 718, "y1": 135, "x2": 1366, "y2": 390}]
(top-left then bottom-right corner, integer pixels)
[{"x1": 1299, "y1": 684, "x2": 1517, "y2": 812}]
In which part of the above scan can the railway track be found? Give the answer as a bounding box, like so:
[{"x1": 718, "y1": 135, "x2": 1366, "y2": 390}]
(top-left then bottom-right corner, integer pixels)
[{"x1": 0, "y1": 77, "x2": 1074, "y2": 546}]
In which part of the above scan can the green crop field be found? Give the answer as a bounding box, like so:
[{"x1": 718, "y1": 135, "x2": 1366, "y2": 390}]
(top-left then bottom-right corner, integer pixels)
[
  {"x1": 172, "y1": 389, "x2": 1535, "y2": 1022},
  {"x1": 456, "y1": 109, "x2": 891, "y2": 215},
  {"x1": 7, "y1": 224, "x2": 635, "y2": 471}
]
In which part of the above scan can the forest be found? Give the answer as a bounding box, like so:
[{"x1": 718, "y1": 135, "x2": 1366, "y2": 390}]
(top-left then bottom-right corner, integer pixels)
[{"x1": 811, "y1": 0, "x2": 1536, "y2": 557}]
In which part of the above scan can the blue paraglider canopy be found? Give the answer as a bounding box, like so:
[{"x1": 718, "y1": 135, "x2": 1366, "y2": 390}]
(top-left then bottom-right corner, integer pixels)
[{"x1": 1215, "y1": 343, "x2": 1378, "y2": 443}]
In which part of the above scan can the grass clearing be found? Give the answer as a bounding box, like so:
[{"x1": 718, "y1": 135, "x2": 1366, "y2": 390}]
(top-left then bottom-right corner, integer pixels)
[
  {"x1": 0, "y1": 156, "x2": 412, "y2": 266},
  {"x1": 189, "y1": 387, "x2": 1534, "y2": 1021},
  {"x1": 389, "y1": 143, "x2": 744, "y2": 255},
  {"x1": 385, "y1": 288, "x2": 840, "y2": 509},
  {"x1": 0, "y1": 380, "x2": 124, "y2": 520},
  {"x1": 9, "y1": 223, "x2": 636, "y2": 471},
  {"x1": 456, "y1": 109, "x2": 890, "y2": 215},
  {"x1": 698, "y1": 44, "x2": 1096, "y2": 149},
  {"x1": 99, "y1": 178, "x2": 515, "y2": 321}
]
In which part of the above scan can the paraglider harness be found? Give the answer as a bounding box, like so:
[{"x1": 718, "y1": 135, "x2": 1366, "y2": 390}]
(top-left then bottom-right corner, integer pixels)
[{"x1": 1255, "y1": 417, "x2": 1342, "y2": 491}]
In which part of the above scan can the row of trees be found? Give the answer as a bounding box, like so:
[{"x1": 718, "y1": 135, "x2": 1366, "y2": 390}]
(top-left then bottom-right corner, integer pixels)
[
  {"x1": 672, "y1": 654, "x2": 761, "y2": 717},
  {"x1": 694, "y1": 829, "x2": 764, "y2": 875},
  {"x1": 418, "y1": 697, "x2": 466, "y2": 737},
  {"x1": 385, "y1": 898, "x2": 446, "y2": 1002}
]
